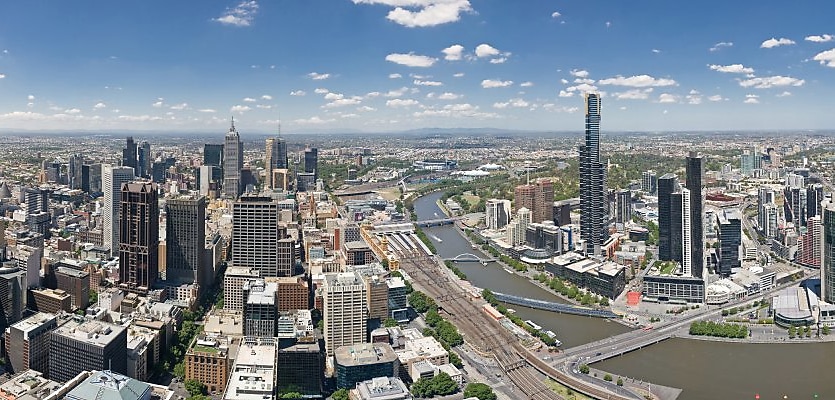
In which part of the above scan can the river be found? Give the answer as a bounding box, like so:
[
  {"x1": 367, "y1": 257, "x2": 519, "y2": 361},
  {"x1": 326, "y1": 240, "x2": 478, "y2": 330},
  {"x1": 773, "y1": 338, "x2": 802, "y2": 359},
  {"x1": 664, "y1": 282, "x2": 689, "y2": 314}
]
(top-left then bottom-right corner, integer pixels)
[{"x1": 412, "y1": 191, "x2": 835, "y2": 399}]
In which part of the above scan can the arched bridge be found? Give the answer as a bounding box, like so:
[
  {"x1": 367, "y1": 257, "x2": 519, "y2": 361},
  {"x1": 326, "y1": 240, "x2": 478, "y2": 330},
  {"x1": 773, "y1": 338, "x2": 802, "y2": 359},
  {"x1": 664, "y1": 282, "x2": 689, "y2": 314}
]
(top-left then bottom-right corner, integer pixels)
[{"x1": 443, "y1": 253, "x2": 496, "y2": 263}]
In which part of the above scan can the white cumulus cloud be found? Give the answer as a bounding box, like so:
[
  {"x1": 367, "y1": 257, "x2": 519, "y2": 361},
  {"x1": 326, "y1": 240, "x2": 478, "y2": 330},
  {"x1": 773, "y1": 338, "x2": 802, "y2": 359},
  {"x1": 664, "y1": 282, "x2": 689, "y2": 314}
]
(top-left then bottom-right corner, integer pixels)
[
  {"x1": 198, "y1": 109, "x2": 217, "y2": 113},
  {"x1": 481, "y1": 79, "x2": 513, "y2": 88},
  {"x1": 307, "y1": 72, "x2": 331, "y2": 80},
  {"x1": 230, "y1": 105, "x2": 251, "y2": 113},
  {"x1": 738, "y1": 75, "x2": 804, "y2": 89},
  {"x1": 806, "y1": 34, "x2": 834, "y2": 43},
  {"x1": 389, "y1": 73, "x2": 403, "y2": 79},
  {"x1": 437, "y1": 92, "x2": 461, "y2": 100},
  {"x1": 243, "y1": 97, "x2": 256, "y2": 102},
  {"x1": 614, "y1": 88, "x2": 653, "y2": 100},
  {"x1": 744, "y1": 94, "x2": 760, "y2": 104},
  {"x1": 520, "y1": 82, "x2": 533, "y2": 87},
  {"x1": 93, "y1": 102, "x2": 107, "y2": 109},
  {"x1": 475, "y1": 43, "x2": 501, "y2": 58},
  {"x1": 442, "y1": 44, "x2": 464, "y2": 61},
  {"x1": 570, "y1": 69, "x2": 589, "y2": 78},
  {"x1": 386, "y1": 98, "x2": 420, "y2": 108},
  {"x1": 353, "y1": 0, "x2": 474, "y2": 28},
  {"x1": 452, "y1": 72, "x2": 465, "y2": 78},
  {"x1": 707, "y1": 95, "x2": 723, "y2": 102},
  {"x1": 708, "y1": 64, "x2": 754, "y2": 74},
  {"x1": 290, "y1": 90, "x2": 306, "y2": 96},
  {"x1": 314, "y1": 88, "x2": 329, "y2": 94},
  {"x1": 812, "y1": 48, "x2": 835, "y2": 67},
  {"x1": 214, "y1": 0, "x2": 259, "y2": 27},
  {"x1": 489, "y1": 57, "x2": 507, "y2": 64},
  {"x1": 598, "y1": 74, "x2": 677, "y2": 87},
  {"x1": 551, "y1": 11, "x2": 561, "y2": 18},
  {"x1": 657, "y1": 93, "x2": 678, "y2": 103},
  {"x1": 761, "y1": 37, "x2": 795, "y2": 48},
  {"x1": 776, "y1": 91, "x2": 792, "y2": 97},
  {"x1": 261, "y1": 94, "x2": 272, "y2": 100},
  {"x1": 414, "y1": 79, "x2": 443, "y2": 86},
  {"x1": 385, "y1": 52, "x2": 437, "y2": 67}
]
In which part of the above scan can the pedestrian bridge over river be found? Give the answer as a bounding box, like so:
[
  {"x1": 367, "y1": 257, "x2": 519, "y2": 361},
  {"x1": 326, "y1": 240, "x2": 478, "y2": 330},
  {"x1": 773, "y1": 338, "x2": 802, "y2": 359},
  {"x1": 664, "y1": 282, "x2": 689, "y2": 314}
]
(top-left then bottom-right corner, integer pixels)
[{"x1": 492, "y1": 292, "x2": 620, "y2": 318}]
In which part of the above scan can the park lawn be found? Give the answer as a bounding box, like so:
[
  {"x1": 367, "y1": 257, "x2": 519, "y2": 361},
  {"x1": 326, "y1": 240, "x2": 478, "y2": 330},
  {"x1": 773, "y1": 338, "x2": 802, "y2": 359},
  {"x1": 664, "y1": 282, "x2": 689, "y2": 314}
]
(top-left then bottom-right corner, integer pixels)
[{"x1": 544, "y1": 379, "x2": 592, "y2": 400}]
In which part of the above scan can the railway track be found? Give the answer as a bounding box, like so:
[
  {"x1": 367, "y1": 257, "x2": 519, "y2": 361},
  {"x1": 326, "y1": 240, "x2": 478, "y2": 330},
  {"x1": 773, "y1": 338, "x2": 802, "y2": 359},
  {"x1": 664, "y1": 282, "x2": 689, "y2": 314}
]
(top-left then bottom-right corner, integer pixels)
[
  {"x1": 401, "y1": 255, "x2": 564, "y2": 400},
  {"x1": 401, "y1": 254, "x2": 642, "y2": 400}
]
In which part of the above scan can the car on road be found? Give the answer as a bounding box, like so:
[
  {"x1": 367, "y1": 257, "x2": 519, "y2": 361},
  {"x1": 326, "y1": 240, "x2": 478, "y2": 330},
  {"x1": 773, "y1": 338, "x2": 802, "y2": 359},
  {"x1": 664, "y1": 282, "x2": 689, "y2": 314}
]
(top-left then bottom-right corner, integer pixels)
[{"x1": 596, "y1": 352, "x2": 602, "y2": 356}]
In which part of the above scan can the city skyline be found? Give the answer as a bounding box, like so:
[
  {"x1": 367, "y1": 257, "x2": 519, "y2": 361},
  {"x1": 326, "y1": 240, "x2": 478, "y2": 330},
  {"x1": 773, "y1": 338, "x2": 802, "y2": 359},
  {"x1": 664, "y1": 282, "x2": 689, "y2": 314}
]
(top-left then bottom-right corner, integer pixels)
[{"x1": 0, "y1": 1, "x2": 834, "y2": 133}]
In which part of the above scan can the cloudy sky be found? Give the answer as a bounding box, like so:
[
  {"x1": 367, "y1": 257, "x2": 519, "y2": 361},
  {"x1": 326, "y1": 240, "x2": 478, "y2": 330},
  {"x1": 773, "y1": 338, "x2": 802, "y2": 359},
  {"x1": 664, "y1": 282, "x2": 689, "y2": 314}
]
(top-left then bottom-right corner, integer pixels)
[{"x1": 1, "y1": 0, "x2": 834, "y2": 133}]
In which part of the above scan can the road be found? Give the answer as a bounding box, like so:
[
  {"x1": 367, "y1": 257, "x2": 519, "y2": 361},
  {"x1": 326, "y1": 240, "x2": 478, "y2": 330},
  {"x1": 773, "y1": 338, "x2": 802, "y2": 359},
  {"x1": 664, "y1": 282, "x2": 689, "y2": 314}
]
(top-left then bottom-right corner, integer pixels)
[{"x1": 551, "y1": 270, "x2": 818, "y2": 371}]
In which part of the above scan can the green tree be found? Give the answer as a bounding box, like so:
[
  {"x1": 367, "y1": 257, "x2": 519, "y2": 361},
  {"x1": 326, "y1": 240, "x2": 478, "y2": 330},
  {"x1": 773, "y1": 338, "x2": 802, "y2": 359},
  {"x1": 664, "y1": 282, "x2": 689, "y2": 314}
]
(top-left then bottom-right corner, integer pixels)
[
  {"x1": 331, "y1": 388, "x2": 350, "y2": 400},
  {"x1": 89, "y1": 290, "x2": 98, "y2": 305},
  {"x1": 280, "y1": 393, "x2": 303, "y2": 399},
  {"x1": 384, "y1": 318, "x2": 399, "y2": 327},
  {"x1": 579, "y1": 364, "x2": 590, "y2": 374},
  {"x1": 823, "y1": 325, "x2": 831, "y2": 335},
  {"x1": 173, "y1": 362, "x2": 186, "y2": 380},
  {"x1": 184, "y1": 380, "x2": 207, "y2": 397},
  {"x1": 617, "y1": 377, "x2": 624, "y2": 386},
  {"x1": 463, "y1": 383, "x2": 497, "y2": 400},
  {"x1": 604, "y1": 374, "x2": 613, "y2": 382}
]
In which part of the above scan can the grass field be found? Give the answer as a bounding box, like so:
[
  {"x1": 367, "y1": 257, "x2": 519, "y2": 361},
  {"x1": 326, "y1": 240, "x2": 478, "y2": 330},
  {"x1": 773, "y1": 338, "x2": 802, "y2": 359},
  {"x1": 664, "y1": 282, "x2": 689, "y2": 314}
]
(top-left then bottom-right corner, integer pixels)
[{"x1": 544, "y1": 379, "x2": 593, "y2": 400}]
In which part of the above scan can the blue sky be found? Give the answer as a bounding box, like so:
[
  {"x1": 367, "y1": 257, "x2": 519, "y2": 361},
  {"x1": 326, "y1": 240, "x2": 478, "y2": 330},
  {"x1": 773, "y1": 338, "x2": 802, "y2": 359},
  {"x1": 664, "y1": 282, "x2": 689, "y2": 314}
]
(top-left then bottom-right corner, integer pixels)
[{"x1": 1, "y1": 1, "x2": 834, "y2": 133}]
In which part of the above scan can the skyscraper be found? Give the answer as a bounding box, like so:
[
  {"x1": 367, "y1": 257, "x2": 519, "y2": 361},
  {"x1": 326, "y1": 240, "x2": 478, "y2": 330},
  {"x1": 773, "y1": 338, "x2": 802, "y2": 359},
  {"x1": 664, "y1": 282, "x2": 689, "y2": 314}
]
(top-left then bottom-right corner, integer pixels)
[
  {"x1": 137, "y1": 141, "x2": 151, "y2": 178},
  {"x1": 641, "y1": 170, "x2": 657, "y2": 195},
  {"x1": 807, "y1": 183, "x2": 825, "y2": 220},
  {"x1": 166, "y1": 196, "x2": 207, "y2": 290},
  {"x1": 680, "y1": 188, "x2": 692, "y2": 276},
  {"x1": 304, "y1": 147, "x2": 318, "y2": 182},
  {"x1": 615, "y1": 189, "x2": 631, "y2": 224},
  {"x1": 223, "y1": 120, "x2": 243, "y2": 199},
  {"x1": 122, "y1": 136, "x2": 138, "y2": 170},
  {"x1": 822, "y1": 199, "x2": 835, "y2": 304},
  {"x1": 68, "y1": 154, "x2": 83, "y2": 190},
  {"x1": 265, "y1": 137, "x2": 288, "y2": 189},
  {"x1": 232, "y1": 196, "x2": 293, "y2": 277},
  {"x1": 513, "y1": 179, "x2": 554, "y2": 224},
  {"x1": 102, "y1": 165, "x2": 135, "y2": 256},
  {"x1": 485, "y1": 199, "x2": 511, "y2": 230},
  {"x1": 685, "y1": 151, "x2": 705, "y2": 279},
  {"x1": 324, "y1": 271, "x2": 367, "y2": 356},
  {"x1": 579, "y1": 93, "x2": 607, "y2": 253},
  {"x1": 658, "y1": 173, "x2": 682, "y2": 262},
  {"x1": 717, "y1": 208, "x2": 741, "y2": 277},
  {"x1": 119, "y1": 182, "x2": 159, "y2": 294},
  {"x1": 204, "y1": 143, "x2": 224, "y2": 167}
]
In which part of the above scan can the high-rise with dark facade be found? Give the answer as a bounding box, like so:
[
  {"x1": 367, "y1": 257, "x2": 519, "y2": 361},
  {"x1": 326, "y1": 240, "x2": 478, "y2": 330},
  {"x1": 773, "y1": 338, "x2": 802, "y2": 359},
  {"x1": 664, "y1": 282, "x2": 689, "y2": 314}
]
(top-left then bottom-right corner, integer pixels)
[
  {"x1": 615, "y1": 189, "x2": 631, "y2": 224},
  {"x1": 304, "y1": 147, "x2": 318, "y2": 182},
  {"x1": 49, "y1": 320, "x2": 127, "y2": 383},
  {"x1": 223, "y1": 121, "x2": 243, "y2": 199},
  {"x1": 658, "y1": 173, "x2": 680, "y2": 262},
  {"x1": 166, "y1": 196, "x2": 207, "y2": 291},
  {"x1": 579, "y1": 93, "x2": 607, "y2": 253},
  {"x1": 137, "y1": 141, "x2": 151, "y2": 178},
  {"x1": 122, "y1": 136, "x2": 138, "y2": 170},
  {"x1": 265, "y1": 137, "x2": 288, "y2": 190},
  {"x1": 119, "y1": 182, "x2": 159, "y2": 294},
  {"x1": 204, "y1": 144, "x2": 224, "y2": 167},
  {"x1": 717, "y1": 208, "x2": 741, "y2": 277},
  {"x1": 823, "y1": 199, "x2": 835, "y2": 304},
  {"x1": 685, "y1": 151, "x2": 704, "y2": 279}
]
